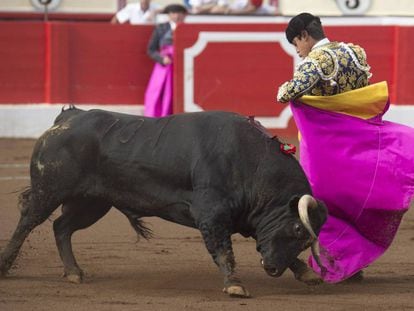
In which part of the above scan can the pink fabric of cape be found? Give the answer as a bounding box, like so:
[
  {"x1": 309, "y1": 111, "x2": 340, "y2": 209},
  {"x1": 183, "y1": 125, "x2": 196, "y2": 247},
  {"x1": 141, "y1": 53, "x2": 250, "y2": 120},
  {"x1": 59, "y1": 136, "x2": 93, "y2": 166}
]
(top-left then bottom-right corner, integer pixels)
[
  {"x1": 290, "y1": 100, "x2": 414, "y2": 283},
  {"x1": 144, "y1": 45, "x2": 174, "y2": 118}
]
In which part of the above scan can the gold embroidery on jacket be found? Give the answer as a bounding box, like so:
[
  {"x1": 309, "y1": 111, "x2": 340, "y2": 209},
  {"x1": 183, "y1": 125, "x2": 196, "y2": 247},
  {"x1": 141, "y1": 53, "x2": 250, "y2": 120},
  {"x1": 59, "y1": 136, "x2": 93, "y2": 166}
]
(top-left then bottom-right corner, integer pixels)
[{"x1": 277, "y1": 42, "x2": 372, "y2": 103}]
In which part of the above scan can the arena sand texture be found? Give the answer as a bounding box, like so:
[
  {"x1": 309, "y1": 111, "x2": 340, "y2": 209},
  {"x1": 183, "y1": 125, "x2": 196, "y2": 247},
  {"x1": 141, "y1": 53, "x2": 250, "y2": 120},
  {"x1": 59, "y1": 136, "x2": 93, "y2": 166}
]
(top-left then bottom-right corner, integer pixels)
[{"x1": 0, "y1": 138, "x2": 413, "y2": 311}]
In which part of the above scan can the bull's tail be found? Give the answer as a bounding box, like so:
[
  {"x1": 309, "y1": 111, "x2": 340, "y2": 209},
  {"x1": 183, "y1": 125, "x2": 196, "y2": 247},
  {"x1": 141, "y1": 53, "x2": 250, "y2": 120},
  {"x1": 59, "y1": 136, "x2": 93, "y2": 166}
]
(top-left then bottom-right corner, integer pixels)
[
  {"x1": 116, "y1": 206, "x2": 153, "y2": 240},
  {"x1": 18, "y1": 186, "x2": 32, "y2": 215},
  {"x1": 128, "y1": 217, "x2": 153, "y2": 241}
]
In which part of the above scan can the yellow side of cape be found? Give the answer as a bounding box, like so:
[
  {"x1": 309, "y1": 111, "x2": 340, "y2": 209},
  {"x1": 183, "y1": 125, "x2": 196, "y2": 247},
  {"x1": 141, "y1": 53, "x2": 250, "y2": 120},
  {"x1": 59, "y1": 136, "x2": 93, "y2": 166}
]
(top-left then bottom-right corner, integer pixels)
[{"x1": 299, "y1": 81, "x2": 389, "y2": 119}]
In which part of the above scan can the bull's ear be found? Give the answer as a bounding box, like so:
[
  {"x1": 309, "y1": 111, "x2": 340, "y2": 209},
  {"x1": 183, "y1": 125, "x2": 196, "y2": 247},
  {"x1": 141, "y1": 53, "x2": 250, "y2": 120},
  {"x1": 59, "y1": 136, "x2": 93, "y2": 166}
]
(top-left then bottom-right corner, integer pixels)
[{"x1": 288, "y1": 195, "x2": 301, "y2": 212}]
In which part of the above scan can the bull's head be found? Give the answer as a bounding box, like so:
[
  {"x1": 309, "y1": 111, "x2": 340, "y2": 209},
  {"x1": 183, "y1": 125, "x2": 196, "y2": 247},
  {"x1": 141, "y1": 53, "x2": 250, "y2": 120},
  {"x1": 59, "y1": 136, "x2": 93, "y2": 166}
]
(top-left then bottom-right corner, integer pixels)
[{"x1": 255, "y1": 194, "x2": 327, "y2": 277}]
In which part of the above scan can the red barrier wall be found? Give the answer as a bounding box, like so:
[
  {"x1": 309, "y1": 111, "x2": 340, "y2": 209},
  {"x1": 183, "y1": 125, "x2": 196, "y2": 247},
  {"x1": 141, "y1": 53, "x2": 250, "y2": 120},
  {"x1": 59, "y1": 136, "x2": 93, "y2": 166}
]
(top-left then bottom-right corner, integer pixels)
[
  {"x1": 49, "y1": 22, "x2": 154, "y2": 104},
  {"x1": 395, "y1": 27, "x2": 414, "y2": 105},
  {"x1": 0, "y1": 20, "x2": 413, "y2": 111},
  {"x1": 174, "y1": 24, "x2": 414, "y2": 110},
  {"x1": 0, "y1": 21, "x2": 154, "y2": 105},
  {"x1": 172, "y1": 23, "x2": 414, "y2": 135},
  {"x1": 174, "y1": 23, "x2": 289, "y2": 118},
  {"x1": 0, "y1": 22, "x2": 46, "y2": 103}
]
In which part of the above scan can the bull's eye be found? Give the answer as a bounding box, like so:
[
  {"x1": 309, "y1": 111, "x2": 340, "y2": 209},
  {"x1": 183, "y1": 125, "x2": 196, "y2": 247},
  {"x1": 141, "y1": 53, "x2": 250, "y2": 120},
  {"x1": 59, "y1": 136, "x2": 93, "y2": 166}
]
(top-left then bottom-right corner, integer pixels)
[{"x1": 293, "y1": 223, "x2": 305, "y2": 238}]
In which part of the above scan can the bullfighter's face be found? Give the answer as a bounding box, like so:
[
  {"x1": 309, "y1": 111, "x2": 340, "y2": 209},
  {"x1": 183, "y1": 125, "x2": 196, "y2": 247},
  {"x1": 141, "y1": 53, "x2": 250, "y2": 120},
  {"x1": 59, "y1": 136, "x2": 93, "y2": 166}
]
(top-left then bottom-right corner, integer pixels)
[
  {"x1": 291, "y1": 30, "x2": 317, "y2": 58},
  {"x1": 255, "y1": 196, "x2": 327, "y2": 277}
]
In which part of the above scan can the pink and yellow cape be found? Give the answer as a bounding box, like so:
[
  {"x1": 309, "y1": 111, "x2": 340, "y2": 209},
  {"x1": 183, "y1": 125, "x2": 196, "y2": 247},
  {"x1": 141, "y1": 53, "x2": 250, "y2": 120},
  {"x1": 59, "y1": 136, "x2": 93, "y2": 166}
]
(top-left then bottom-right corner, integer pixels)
[{"x1": 290, "y1": 82, "x2": 414, "y2": 283}]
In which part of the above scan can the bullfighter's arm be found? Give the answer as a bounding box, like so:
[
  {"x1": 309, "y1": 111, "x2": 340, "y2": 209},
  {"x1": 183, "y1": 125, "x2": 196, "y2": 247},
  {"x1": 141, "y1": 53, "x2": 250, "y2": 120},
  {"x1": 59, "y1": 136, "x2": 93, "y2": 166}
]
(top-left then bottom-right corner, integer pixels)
[
  {"x1": 147, "y1": 25, "x2": 164, "y2": 65},
  {"x1": 276, "y1": 60, "x2": 320, "y2": 103}
]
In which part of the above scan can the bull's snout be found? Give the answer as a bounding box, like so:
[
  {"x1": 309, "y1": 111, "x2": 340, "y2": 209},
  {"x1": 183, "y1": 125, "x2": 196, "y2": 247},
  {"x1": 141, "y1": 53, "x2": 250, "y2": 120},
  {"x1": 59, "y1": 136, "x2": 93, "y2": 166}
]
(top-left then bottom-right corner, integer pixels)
[{"x1": 261, "y1": 259, "x2": 283, "y2": 277}]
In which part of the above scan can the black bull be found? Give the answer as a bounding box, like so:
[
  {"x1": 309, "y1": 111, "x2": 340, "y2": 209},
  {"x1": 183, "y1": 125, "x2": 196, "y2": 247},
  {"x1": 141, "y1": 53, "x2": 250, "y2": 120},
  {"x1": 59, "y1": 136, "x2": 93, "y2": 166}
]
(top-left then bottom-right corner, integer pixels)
[{"x1": 0, "y1": 108, "x2": 327, "y2": 297}]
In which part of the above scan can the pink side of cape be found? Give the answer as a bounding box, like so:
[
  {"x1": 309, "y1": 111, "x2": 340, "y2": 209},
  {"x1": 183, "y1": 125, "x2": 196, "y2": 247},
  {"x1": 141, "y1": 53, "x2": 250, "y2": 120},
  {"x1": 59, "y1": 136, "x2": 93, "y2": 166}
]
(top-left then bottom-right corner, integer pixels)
[
  {"x1": 144, "y1": 45, "x2": 174, "y2": 118},
  {"x1": 290, "y1": 100, "x2": 414, "y2": 282}
]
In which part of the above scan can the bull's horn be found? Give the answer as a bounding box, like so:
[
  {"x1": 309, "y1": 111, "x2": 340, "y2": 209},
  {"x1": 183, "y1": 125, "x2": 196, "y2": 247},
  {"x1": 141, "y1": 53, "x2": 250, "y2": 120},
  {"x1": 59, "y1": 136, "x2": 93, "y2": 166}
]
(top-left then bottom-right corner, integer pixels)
[
  {"x1": 311, "y1": 239, "x2": 326, "y2": 276},
  {"x1": 298, "y1": 194, "x2": 318, "y2": 240},
  {"x1": 298, "y1": 194, "x2": 326, "y2": 275}
]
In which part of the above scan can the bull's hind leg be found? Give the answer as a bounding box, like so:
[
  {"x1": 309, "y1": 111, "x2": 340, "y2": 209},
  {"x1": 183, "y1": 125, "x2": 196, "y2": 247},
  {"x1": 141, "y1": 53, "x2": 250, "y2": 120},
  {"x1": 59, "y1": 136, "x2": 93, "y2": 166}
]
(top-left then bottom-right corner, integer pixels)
[
  {"x1": 53, "y1": 198, "x2": 111, "y2": 283},
  {"x1": 0, "y1": 188, "x2": 60, "y2": 277}
]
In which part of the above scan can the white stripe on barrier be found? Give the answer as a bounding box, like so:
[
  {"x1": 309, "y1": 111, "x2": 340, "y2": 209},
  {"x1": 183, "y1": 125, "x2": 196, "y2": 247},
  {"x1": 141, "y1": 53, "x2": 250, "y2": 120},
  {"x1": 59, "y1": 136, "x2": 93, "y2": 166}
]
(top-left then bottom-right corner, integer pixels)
[
  {"x1": 0, "y1": 103, "x2": 412, "y2": 137},
  {"x1": 0, "y1": 104, "x2": 144, "y2": 138}
]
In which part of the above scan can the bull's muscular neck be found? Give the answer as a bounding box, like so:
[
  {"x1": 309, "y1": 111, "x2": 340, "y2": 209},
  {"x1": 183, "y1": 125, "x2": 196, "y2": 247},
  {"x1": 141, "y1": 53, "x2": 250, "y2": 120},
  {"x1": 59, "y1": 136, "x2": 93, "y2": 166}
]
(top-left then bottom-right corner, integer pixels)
[{"x1": 244, "y1": 199, "x2": 289, "y2": 240}]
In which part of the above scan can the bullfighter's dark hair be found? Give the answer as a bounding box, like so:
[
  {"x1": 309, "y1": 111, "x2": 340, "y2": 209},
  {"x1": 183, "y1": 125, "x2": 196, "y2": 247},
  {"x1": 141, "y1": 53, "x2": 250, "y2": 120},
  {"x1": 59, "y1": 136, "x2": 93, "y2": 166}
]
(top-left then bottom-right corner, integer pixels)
[
  {"x1": 163, "y1": 4, "x2": 188, "y2": 14},
  {"x1": 285, "y1": 13, "x2": 325, "y2": 44}
]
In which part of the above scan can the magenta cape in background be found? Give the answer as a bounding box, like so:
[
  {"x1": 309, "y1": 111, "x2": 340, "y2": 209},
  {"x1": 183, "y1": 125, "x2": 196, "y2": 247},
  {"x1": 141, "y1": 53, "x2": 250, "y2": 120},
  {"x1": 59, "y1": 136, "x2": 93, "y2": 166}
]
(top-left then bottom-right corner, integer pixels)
[
  {"x1": 144, "y1": 45, "x2": 174, "y2": 118},
  {"x1": 290, "y1": 97, "x2": 414, "y2": 283}
]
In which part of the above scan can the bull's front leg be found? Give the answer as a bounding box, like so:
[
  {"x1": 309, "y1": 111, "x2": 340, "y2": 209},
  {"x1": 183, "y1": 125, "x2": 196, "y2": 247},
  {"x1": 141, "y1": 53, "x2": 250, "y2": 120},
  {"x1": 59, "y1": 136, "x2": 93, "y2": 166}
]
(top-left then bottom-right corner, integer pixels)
[{"x1": 198, "y1": 222, "x2": 250, "y2": 298}]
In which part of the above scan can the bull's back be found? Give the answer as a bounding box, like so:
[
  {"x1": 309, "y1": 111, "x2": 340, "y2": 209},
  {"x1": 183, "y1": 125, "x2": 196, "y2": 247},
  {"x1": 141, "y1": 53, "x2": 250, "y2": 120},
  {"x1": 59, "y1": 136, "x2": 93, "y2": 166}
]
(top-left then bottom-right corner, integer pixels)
[
  {"x1": 51, "y1": 110, "x2": 257, "y2": 187},
  {"x1": 83, "y1": 110, "x2": 252, "y2": 165},
  {"x1": 31, "y1": 108, "x2": 308, "y2": 215}
]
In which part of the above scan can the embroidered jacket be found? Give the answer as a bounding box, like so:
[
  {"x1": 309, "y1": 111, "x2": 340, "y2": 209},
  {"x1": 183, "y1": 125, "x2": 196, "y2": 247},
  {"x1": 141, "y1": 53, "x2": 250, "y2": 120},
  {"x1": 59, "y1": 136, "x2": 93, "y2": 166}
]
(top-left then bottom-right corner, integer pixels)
[{"x1": 277, "y1": 41, "x2": 372, "y2": 103}]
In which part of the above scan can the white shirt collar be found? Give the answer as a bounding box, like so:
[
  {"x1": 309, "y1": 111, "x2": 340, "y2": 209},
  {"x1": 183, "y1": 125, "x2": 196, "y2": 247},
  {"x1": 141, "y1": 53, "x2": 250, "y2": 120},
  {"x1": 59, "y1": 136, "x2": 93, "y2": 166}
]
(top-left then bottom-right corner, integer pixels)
[
  {"x1": 312, "y1": 38, "x2": 330, "y2": 50},
  {"x1": 169, "y1": 21, "x2": 177, "y2": 31}
]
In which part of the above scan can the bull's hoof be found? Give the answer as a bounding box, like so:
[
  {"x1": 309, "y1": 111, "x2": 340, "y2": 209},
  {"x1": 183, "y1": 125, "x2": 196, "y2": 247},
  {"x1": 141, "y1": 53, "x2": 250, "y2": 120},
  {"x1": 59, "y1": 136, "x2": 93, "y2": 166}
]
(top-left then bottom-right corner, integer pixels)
[
  {"x1": 66, "y1": 274, "x2": 82, "y2": 284},
  {"x1": 223, "y1": 285, "x2": 250, "y2": 298},
  {"x1": 294, "y1": 267, "x2": 323, "y2": 285},
  {"x1": 63, "y1": 272, "x2": 83, "y2": 284}
]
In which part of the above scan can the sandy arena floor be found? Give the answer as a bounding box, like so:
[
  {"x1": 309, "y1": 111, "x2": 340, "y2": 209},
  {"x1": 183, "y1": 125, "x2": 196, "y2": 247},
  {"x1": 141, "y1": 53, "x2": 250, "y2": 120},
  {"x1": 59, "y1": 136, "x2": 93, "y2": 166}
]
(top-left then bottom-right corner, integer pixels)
[{"x1": 0, "y1": 138, "x2": 413, "y2": 311}]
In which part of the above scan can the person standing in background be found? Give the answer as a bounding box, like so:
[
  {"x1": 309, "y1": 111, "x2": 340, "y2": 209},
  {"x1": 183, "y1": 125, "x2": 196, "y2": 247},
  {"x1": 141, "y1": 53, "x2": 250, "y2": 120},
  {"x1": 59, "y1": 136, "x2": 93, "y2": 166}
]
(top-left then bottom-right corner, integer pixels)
[
  {"x1": 144, "y1": 4, "x2": 187, "y2": 117},
  {"x1": 111, "y1": 0, "x2": 160, "y2": 24}
]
